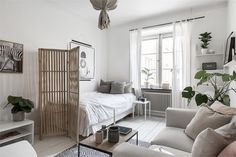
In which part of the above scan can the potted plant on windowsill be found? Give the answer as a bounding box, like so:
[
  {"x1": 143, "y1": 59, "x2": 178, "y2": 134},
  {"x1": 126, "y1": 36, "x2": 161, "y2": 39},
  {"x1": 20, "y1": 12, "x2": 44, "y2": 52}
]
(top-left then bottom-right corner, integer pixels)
[
  {"x1": 199, "y1": 32, "x2": 212, "y2": 54},
  {"x1": 182, "y1": 70, "x2": 236, "y2": 106},
  {"x1": 4, "y1": 96, "x2": 34, "y2": 121},
  {"x1": 142, "y1": 67, "x2": 154, "y2": 88}
]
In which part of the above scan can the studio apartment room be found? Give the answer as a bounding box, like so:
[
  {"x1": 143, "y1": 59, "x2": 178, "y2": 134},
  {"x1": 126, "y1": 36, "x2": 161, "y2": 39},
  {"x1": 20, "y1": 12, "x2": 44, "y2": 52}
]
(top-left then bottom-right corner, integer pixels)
[{"x1": 0, "y1": 0, "x2": 236, "y2": 157}]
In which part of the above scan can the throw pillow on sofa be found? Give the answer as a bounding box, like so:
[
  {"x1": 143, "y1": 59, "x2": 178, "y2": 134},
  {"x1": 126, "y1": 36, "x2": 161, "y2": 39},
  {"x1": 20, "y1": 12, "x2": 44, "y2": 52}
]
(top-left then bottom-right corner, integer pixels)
[
  {"x1": 218, "y1": 141, "x2": 236, "y2": 157},
  {"x1": 211, "y1": 101, "x2": 236, "y2": 115},
  {"x1": 124, "y1": 82, "x2": 132, "y2": 93},
  {"x1": 110, "y1": 82, "x2": 126, "y2": 94},
  {"x1": 192, "y1": 128, "x2": 230, "y2": 157},
  {"x1": 185, "y1": 104, "x2": 232, "y2": 140},
  {"x1": 98, "y1": 80, "x2": 113, "y2": 93}
]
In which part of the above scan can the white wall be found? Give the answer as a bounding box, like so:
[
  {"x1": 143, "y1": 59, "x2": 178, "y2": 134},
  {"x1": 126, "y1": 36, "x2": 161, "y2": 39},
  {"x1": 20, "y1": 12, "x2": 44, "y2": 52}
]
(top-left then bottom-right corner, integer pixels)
[
  {"x1": 0, "y1": 0, "x2": 108, "y2": 126},
  {"x1": 107, "y1": 3, "x2": 227, "y2": 83},
  {"x1": 227, "y1": 0, "x2": 236, "y2": 107}
]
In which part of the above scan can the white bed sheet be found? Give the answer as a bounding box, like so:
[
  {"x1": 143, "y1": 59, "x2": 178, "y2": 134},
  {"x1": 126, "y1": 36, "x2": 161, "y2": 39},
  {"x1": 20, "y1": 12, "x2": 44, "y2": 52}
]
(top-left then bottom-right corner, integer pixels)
[{"x1": 79, "y1": 92, "x2": 135, "y2": 136}]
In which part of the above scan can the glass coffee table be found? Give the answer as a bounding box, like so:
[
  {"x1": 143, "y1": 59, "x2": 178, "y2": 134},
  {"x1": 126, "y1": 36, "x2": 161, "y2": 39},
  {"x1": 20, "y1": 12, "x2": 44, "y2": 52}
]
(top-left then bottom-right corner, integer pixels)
[{"x1": 78, "y1": 130, "x2": 138, "y2": 157}]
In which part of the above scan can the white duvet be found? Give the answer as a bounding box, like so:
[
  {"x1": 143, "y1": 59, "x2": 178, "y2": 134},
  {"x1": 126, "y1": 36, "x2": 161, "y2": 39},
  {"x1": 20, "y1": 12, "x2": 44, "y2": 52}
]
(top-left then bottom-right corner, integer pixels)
[{"x1": 79, "y1": 92, "x2": 135, "y2": 136}]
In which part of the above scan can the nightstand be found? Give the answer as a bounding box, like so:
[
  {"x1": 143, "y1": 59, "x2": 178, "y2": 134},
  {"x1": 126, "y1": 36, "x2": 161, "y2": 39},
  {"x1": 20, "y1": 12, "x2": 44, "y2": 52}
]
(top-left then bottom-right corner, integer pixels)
[{"x1": 133, "y1": 100, "x2": 151, "y2": 120}]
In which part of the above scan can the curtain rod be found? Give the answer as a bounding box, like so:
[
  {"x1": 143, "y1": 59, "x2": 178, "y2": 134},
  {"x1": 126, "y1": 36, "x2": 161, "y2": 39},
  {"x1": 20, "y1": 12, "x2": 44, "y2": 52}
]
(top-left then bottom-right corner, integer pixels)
[{"x1": 129, "y1": 16, "x2": 205, "y2": 31}]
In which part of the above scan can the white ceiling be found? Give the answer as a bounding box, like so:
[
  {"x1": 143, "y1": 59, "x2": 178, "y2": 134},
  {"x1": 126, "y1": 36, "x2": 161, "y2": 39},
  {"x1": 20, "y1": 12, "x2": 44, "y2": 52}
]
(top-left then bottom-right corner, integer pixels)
[{"x1": 50, "y1": 0, "x2": 227, "y2": 26}]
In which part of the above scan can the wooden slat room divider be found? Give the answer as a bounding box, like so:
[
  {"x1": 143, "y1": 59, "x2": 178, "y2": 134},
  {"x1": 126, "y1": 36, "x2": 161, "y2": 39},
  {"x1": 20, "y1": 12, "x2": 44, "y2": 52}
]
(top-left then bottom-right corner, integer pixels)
[{"x1": 38, "y1": 47, "x2": 80, "y2": 142}]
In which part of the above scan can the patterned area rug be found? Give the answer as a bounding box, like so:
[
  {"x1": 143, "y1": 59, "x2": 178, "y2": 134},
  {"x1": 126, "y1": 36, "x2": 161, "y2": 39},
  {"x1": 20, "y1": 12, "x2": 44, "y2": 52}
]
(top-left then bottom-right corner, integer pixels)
[{"x1": 55, "y1": 139, "x2": 150, "y2": 157}]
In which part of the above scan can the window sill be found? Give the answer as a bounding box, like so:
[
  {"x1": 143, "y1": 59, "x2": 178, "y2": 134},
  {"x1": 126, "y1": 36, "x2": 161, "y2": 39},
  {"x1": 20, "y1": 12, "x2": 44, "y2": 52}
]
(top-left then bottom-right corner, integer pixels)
[{"x1": 141, "y1": 88, "x2": 172, "y2": 93}]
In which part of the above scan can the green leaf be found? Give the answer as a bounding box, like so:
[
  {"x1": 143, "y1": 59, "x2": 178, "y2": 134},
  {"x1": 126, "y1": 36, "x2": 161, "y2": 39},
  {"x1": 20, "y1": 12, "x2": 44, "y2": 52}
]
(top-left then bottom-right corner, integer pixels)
[
  {"x1": 195, "y1": 70, "x2": 206, "y2": 79},
  {"x1": 182, "y1": 86, "x2": 195, "y2": 99},
  {"x1": 195, "y1": 93, "x2": 208, "y2": 106},
  {"x1": 222, "y1": 95, "x2": 230, "y2": 106},
  {"x1": 222, "y1": 74, "x2": 231, "y2": 82},
  {"x1": 7, "y1": 96, "x2": 22, "y2": 105}
]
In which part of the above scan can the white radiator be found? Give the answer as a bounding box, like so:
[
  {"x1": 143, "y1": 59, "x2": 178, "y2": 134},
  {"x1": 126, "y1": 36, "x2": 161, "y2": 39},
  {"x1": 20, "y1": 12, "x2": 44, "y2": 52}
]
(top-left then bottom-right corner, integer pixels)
[{"x1": 143, "y1": 91, "x2": 171, "y2": 117}]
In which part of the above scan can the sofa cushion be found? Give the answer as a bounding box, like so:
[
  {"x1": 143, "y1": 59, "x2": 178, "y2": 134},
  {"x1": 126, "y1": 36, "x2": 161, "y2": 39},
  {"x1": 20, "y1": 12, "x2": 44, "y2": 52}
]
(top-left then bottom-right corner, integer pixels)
[
  {"x1": 98, "y1": 80, "x2": 113, "y2": 93},
  {"x1": 192, "y1": 128, "x2": 230, "y2": 157},
  {"x1": 211, "y1": 101, "x2": 236, "y2": 115},
  {"x1": 149, "y1": 145, "x2": 191, "y2": 157},
  {"x1": 218, "y1": 141, "x2": 236, "y2": 157},
  {"x1": 151, "y1": 127, "x2": 194, "y2": 153},
  {"x1": 185, "y1": 104, "x2": 232, "y2": 140},
  {"x1": 110, "y1": 82, "x2": 125, "y2": 94}
]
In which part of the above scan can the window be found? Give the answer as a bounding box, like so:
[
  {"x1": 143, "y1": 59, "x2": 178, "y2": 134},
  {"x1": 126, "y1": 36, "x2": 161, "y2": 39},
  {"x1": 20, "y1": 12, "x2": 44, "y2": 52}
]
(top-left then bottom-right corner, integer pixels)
[{"x1": 141, "y1": 30, "x2": 173, "y2": 89}]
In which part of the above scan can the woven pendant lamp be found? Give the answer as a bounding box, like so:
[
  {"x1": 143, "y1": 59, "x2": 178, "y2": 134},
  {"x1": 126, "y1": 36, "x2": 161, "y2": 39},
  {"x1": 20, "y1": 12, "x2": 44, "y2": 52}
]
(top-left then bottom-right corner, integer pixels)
[{"x1": 90, "y1": 0, "x2": 117, "y2": 30}]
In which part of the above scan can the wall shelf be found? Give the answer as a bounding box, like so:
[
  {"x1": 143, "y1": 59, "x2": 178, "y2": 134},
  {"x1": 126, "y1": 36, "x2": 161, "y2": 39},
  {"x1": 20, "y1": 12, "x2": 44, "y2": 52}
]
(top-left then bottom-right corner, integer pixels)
[{"x1": 196, "y1": 53, "x2": 224, "y2": 57}]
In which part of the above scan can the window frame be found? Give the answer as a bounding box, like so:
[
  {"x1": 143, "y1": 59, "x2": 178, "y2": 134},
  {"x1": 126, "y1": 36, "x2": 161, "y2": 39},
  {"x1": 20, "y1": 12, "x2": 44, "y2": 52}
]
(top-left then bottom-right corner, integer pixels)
[{"x1": 141, "y1": 32, "x2": 173, "y2": 88}]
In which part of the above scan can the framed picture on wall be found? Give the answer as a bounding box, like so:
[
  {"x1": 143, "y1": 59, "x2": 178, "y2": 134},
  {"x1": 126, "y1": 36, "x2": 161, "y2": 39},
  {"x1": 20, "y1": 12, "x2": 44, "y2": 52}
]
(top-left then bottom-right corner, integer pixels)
[
  {"x1": 79, "y1": 46, "x2": 95, "y2": 81},
  {"x1": 69, "y1": 40, "x2": 95, "y2": 81},
  {"x1": 0, "y1": 40, "x2": 23, "y2": 73}
]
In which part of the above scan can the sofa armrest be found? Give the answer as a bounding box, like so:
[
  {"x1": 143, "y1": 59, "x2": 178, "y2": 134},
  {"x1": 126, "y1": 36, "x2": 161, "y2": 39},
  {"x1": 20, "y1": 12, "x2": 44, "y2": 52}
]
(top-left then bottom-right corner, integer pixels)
[
  {"x1": 166, "y1": 107, "x2": 197, "y2": 129},
  {"x1": 113, "y1": 143, "x2": 174, "y2": 157}
]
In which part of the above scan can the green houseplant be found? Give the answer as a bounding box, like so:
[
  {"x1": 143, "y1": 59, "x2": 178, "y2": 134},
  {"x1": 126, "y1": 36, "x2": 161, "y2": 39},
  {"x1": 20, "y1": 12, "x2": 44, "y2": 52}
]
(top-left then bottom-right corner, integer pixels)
[
  {"x1": 199, "y1": 32, "x2": 212, "y2": 54},
  {"x1": 182, "y1": 70, "x2": 236, "y2": 106},
  {"x1": 4, "y1": 96, "x2": 34, "y2": 121},
  {"x1": 142, "y1": 67, "x2": 154, "y2": 88}
]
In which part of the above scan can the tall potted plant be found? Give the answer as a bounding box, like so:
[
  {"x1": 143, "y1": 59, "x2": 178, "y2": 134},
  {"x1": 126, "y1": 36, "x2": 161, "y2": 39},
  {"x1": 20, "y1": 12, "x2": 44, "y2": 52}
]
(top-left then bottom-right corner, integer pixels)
[
  {"x1": 142, "y1": 67, "x2": 154, "y2": 88},
  {"x1": 182, "y1": 70, "x2": 236, "y2": 106},
  {"x1": 199, "y1": 32, "x2": 212, "y2": 54},
  {"x1": 4, "y1": 96, "x2": 34, "y2": 121}
]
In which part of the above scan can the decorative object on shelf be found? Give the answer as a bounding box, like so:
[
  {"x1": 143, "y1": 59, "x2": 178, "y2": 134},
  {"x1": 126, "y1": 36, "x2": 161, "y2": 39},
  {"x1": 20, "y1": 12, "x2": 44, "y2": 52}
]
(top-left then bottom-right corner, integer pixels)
[
  {"x1": 108, "y1": 126, "x2": 120, "y2": 143},
  {"x1": 90, "y1": 0, "x2": 118, "y2": 30},
  {"x1": 4, "y1": 96, "x2": 34, "y2": 121},
  {"x1": 199, "y1": 32, "x2": 212, "y2": 54},
  {"x1": 138, "y1": 96, "x2": 147, "y2": 102},
  {"x1": 95, "y1": 130, "x2": 103, "y2": 144},
  {"x1": 0, "y1": 40, "x2": 23, "y2": 73},
  {"x1": 207, "y1": 49, "x2": 215, "y2": 54},
  {"x1": 142, "y1": 67, "x2": 154, "y2": 88},
  {"x1": 101, "y1": 125, "x2": 107, "y2": 139},
  {"x1": 162, "y1": 83, "x2": 170, "y2": 89},
  {"x1": 182, "y1": 70, "x2": 236, "y2": 106},
  {"x1": 202, "y1": 62, "x2": 217, "y2": 70},
  {"x1": 224, "y1": 32, "x2": 235, "y2": 64}
]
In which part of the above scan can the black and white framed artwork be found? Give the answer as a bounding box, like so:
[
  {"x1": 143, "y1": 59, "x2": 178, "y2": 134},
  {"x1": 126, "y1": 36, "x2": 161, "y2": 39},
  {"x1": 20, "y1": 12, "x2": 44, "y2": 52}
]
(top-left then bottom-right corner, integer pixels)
[
  {"x1": 0, "y1": 40, "x2": 23, "y2": 73},
  {"x1": 79, "y1": 46, "x2": 95, "y2": 81}
]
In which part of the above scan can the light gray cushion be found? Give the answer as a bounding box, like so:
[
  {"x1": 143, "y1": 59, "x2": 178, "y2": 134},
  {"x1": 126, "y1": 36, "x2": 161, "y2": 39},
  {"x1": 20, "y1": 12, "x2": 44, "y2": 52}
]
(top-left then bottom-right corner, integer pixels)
[
  {"x1": 124, "y1": 82, "x2": 132, "y2": 93},
  {"x1": 215, "y1": 116, "x2": 236, "y2": 141},
  {"x1": 185, "y1": 104, "x2": 232, "y2": 140},
  {"x1": 211, "y1": 101, "x2": 236, "y2": 115},
  {"x1": 192, "y1": 128, "x2": 230, "y2": 157},
  {"x1": 149, "y1": 145, "x2": 191, "y2": 157},
  {"x1": 110, "y1": 82, "x2": 125, "y2": 94},
  {"x1": 98, "y1": 80, "x2": 113, "y2": 93},
  {"x1": 151, "y1": 127, "x2": 194, "y2": 152}
]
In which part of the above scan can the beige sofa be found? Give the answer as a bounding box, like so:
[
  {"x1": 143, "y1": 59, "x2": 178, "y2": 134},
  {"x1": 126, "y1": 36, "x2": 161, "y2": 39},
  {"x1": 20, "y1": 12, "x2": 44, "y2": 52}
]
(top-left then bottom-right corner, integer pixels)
[{"x1": 114, "y1": 108, "x2": 197, "y2": 157}]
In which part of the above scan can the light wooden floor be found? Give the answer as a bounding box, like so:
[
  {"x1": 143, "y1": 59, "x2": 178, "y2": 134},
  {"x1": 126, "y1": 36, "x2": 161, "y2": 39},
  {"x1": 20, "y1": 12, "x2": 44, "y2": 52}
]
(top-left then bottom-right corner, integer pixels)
[{"x1": 34, "y1": 116, "x2": 165, "y2": 157}]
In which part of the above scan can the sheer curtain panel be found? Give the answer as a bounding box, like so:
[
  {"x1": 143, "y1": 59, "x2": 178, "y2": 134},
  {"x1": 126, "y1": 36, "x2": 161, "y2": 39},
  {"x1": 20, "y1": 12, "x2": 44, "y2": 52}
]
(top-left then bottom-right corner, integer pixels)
[{"x1": 172, "y1": 22, "x2": 192, "y2": 108}]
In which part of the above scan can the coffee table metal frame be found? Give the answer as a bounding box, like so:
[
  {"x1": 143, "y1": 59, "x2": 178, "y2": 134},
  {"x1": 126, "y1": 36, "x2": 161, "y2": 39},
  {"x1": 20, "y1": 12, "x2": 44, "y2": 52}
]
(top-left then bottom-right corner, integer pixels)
[{"x1": 78, "y1": 130, "x2": 138, "y2": 157}]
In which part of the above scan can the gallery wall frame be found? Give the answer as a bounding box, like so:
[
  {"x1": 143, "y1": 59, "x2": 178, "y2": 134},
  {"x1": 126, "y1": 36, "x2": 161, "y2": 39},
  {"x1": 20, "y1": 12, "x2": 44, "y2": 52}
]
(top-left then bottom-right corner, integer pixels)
[
  {"x1": 69, "y1": 40, "x2": 95, "y2": 81},
  {"x1": 0, "y1": 40, "x2": 23, "y2": 73}
]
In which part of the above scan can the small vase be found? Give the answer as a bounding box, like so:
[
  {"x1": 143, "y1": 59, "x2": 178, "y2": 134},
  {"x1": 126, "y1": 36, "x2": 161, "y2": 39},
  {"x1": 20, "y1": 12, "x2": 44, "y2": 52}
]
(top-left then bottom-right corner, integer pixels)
[
  {"x1": 108, "y1": 126, "x2": 120, "y2": 143},
  {"x1": 12, "y1": 111, "x2": 25, "y2": 121},
  {"x1": 201, "y1": 48, "x2": 208, "y2": 54},
  {"x1": 144, "y1": 82, "x2": 149, "y2": 88},
  {"x1": 95, "y1": 130, "x2": 103, "y2": 144}
]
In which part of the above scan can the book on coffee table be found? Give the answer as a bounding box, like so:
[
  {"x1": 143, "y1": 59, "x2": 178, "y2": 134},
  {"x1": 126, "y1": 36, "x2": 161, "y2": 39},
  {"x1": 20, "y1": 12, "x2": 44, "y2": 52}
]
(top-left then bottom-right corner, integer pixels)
[{"x1": 117, "y1": 125, "x2": 132, "y2": 135}]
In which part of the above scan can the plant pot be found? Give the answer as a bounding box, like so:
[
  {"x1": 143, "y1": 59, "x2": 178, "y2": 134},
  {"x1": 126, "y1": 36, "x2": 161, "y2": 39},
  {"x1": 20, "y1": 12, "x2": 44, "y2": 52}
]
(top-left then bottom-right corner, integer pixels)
[
  {"x1": 144, "y1": 82, "x2": 149, "y2": 88},
  {"x1": 201, "y1": 48, "x2": 208, "y2": 54},
  {"x1": 108, "y1": 126, "x2": 120, "y2": 143},
  {"x1": 12, "y1": 111, "x2": 25, "y2": 121}
]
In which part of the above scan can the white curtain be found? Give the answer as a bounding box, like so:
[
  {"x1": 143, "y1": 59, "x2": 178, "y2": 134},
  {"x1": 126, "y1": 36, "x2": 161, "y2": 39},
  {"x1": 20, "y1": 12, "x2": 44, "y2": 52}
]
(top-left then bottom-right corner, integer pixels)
[
  {"x1": 172, "y1": 22, "x2": 192, "y2": 108},
  {"x1": 130, "y1": 29, "x2": 142, "y2": 97}
]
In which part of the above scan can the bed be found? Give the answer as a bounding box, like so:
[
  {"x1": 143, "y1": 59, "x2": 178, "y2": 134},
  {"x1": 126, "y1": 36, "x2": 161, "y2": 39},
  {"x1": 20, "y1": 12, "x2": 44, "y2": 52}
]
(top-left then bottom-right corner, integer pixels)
[{"x1": 79, "y1": 92, "x2": 136, "y2": 137}]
